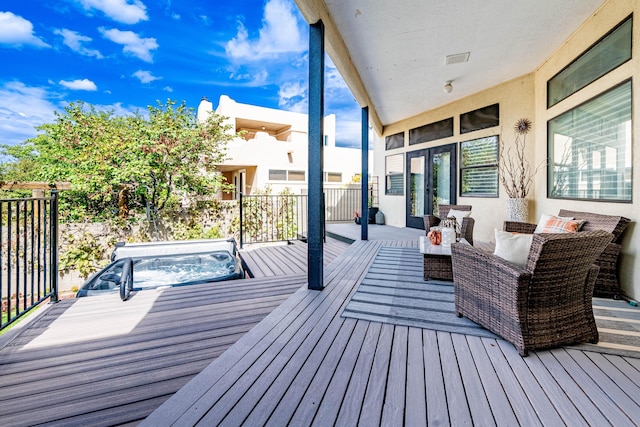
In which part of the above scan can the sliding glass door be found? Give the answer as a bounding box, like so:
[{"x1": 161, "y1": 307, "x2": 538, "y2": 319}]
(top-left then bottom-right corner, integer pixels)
[{"x1": 406, "y1": 143, "x2": 457, "y2": 229}]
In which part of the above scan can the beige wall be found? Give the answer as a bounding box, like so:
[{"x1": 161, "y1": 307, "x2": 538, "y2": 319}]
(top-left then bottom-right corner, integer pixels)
[
  {"x1": 375, "y1": 0, "x2": 638, "y2": 299},
  {"x1": 375, "y1": 74, "x2": 536, "y2": 242}
]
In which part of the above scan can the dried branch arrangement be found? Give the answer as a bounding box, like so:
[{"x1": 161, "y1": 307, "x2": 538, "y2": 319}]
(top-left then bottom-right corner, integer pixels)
[{"x1": 499, "y1": 118, "x2": 546, "y2": 198}]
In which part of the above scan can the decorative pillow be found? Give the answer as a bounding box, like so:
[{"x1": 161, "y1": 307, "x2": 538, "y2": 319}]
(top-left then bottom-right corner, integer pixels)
[
  {"x1": 539, "y1": 217, "x2": 584, "y2": 233},
  {"x1": 533, "y1": 213, "x2": 574, "y2": 233},
  {"x1": 494, "y1": 229, "x2": 533, "y2": 267},
  {"x1": 447, "y1": 209, "x2": 471, "y2": 228}
]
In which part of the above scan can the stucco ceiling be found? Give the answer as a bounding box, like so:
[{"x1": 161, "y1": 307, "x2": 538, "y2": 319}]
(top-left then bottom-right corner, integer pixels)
[{"x1": 295, "y1": 0, "x2": 607, "y2": 133}]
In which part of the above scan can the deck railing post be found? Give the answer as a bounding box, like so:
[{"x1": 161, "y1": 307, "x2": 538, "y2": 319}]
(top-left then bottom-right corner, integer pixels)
[
  {"x1": 49, "y1": 190, "x2": 59, "y2": 303},
  {"x1": 239, "y1": 192, "x2": 244, "y2": 249}
]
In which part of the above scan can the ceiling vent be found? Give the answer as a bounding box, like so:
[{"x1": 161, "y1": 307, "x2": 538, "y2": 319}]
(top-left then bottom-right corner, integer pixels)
[{"x1": 445, "y1": 52, "x2": 470, "y2": 65}]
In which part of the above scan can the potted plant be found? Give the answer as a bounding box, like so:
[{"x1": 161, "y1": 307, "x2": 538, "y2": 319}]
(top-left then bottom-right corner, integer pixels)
[{"x1": 499, "y1": 118, "x2": 545, "y2": 222}]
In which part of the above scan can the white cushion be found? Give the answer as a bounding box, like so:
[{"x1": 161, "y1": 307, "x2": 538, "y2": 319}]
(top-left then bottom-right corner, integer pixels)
[
  {"x1": 494, "y1": 229, "x2": 533, "y2": 267},
  {"x1": 533, "y1": 213, "x2": 574, "y2": 233},
  {"x1": 447, "y1": 209, "x2": 471, "y2": 228}
]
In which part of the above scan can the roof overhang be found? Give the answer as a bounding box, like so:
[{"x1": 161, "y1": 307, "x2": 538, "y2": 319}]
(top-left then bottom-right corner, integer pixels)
[{"x1": 294, "y1": 0, "x2": 607, "y2": 135}]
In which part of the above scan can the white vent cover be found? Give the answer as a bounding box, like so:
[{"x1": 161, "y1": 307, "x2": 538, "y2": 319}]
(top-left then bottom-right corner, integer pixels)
[{"x1": 445, "y1": 52, "x2": 470, "y2": 65}]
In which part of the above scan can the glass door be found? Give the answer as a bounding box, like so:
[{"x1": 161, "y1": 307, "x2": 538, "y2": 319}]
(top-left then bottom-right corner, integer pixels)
[{"x1": 406, "y1": 143, "x2": 457, "y2": 229}]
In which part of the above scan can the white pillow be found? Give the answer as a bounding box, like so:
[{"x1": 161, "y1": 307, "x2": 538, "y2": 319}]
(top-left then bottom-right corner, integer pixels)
[
  {"x1": 494, "y1": 229, "x2": 533, "y2": 267},
  {"x1": 533, "y1": 213, "x2": 574, "y2": 233},
  {"x1": 447, "y1": 209, "x2": 471, "y2": 228}
]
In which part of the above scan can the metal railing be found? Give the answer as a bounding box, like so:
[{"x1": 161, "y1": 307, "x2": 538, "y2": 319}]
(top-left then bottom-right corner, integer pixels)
[
  {"x1": 238, "y1": 180, "x2": 379, "y2": 247},
  {"x1": 1, "y1": 191, "x2": 59, "y2": 330},
  {"x1": 324, "y1": 188, "x2": 361, "y2": 222},
  {"x1": 239, "y1": 193, "x2": 308, "y2": 247}
]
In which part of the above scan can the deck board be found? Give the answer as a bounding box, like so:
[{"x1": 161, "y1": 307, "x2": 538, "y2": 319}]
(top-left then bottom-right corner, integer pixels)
[{"x1": 240, "y1": 236, "x2": 350, "y2": 278}]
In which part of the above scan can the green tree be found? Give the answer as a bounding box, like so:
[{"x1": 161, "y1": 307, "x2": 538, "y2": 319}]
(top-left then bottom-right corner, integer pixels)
[{"x1": 1, "y1": 99, "x2": 236, "y2": 221}]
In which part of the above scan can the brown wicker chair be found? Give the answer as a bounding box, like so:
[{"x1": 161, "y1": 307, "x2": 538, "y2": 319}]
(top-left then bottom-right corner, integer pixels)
[
  {"x1": 424, "y1": 204, "x2": 474, "y2": 245},
  {"x1": 504, "y1": 210, "x2": 630, "y2": 298},
  {"x1": 451, "y1": 230, "x2": 613, "y2": 356}
]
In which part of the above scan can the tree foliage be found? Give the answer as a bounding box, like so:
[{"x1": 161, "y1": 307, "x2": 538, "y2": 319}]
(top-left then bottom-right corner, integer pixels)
[{"x1": 1, "y1": 99, "x2": 236, "y2": 221}]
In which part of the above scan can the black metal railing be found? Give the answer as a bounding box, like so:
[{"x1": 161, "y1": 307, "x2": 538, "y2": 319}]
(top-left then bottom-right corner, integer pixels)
[
  {"x1": 324, "y1": 188, "x2": 361, "y2": 222},
  {"x1": 238, "y1": 186, "x2": 375, "y2": 247},
  {"x1": 1, "y1": 191, "x2": 59, "y2": 330},
  {"x1": 239, "y1": 193, "x2": 308, "y2": 247}
]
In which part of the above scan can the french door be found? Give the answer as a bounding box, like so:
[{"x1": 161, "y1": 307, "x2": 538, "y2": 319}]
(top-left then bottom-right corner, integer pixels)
[{"x1": 406, "y1": 143, "x2": 457, "y2": 229}]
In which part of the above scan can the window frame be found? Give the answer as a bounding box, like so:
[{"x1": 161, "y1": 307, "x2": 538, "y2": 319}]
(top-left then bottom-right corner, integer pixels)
[
  {"x1": 385, "y1": 154, "x2": 404, "y2": 195},
  {"x1": 547, "y1": 15, "x2": 632, "y2": 108},
  {"x1": 547, "y1": 79, "x2": 632, "y2": 203},
  {"x1": 459, "y1": 135, "x2": 499, "y2": 198}
]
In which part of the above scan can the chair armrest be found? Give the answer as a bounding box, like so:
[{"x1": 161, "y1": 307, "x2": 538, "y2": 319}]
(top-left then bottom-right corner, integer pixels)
[
  {"x1": 460, "y1": 217, "x2": 474, "y2": 246},
  {"x1": 503, "y1": 221, "x2": 536, "y2": 234},
  {"x1": 451, "y1": 243, "x2": 530, "y2": 285}
]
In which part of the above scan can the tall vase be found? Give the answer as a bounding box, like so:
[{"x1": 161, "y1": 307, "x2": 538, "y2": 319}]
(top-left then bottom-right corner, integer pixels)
[{"x1": 506, "y1": 198, "x2": 528, "y2": 222}]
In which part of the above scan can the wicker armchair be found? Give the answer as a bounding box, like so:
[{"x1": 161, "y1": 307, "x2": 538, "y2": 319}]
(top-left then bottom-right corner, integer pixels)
[
  {"x1": 451, "y1": 230, "x2": 613, "y2": 356},
  {"x1": 504, "y1": 210, "x2": 630, "y2": 298},
  {"x1": 424, "y1": 204, "x2": 474, "y2": 245}
]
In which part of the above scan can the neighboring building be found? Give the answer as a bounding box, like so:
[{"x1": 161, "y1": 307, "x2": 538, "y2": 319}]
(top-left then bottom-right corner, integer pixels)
[{"x1": 198, "y1": 95, "x2": 369, "y2": 200}]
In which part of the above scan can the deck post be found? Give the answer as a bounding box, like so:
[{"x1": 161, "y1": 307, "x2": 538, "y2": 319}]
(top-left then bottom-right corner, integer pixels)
[
  {"x1": 307, "y1": 20, "x2": 324, "y2": 290},
  {"x1": 361, "y1": 106, "x2": 369, "y2": 240}
]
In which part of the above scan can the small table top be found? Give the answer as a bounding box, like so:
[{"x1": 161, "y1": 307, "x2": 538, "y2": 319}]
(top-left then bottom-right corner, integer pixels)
[{"x1": 419, "y1": 236, "x2": 468, "y2": 255}]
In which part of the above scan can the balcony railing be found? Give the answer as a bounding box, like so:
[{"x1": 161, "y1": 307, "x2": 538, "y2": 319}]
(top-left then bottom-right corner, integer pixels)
[
  {"x1": 1, "y1": 191, "x2": 59, "y2": 330},
  {"x1": 239, "y1": 188, "x2": 369, "y2": 247}
]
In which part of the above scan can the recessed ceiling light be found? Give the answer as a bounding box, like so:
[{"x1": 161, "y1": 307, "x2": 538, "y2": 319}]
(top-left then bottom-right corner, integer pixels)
[{"x1": 445, "y1": 52, "x2": 470, "y2": 65}]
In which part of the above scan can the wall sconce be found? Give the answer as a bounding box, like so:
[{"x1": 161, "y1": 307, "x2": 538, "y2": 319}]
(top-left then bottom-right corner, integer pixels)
[{"x1": 443, "y1": 80, "x2": 453, "y2": 93}]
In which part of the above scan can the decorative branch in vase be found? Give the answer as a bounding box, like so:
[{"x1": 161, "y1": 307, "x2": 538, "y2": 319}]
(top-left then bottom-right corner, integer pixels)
[{"x1": 499, "y1": 118, "x2": 546, "y2": 222}]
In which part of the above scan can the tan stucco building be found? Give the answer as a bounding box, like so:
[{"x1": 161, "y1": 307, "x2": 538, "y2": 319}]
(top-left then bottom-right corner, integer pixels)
[{"x1": 198, "y1": 95, "x2": 369, "y2": 199}]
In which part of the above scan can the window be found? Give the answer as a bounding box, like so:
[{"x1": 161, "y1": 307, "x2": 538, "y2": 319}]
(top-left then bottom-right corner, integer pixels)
[
  {"x1": 287, "y1": 170, "x2": 305, "y2": 181},
  {"x1": 460, "y1": 104, "x2": 499, "y2": 134},
  {"x1": 548, "y1": 16, "x2": 632, "y2": 108},
  {"x1": 385, "y1": 154, "x2": 404, "y2": 195},
  {"x1": 409, "y1": 118, "x2": 453, "y2": 145},
  {"x1": 385, "y1": 132, "x2": 404, "y2": 150},
  {"x1": 268, "y1": 169, "x2": 306, "y2": 182},
  {"x1": 269, "y1": 169, "x2": 286, "y2": 181},
  {"x1": 548, "y1": 80, "x2": 631, "y2": 202},
  {"x1": 324, "y1": 172, "x2": 342, "y2": 183},
  {"x1": 460, "y1": 136, "x2": 499, "y2": 197}
]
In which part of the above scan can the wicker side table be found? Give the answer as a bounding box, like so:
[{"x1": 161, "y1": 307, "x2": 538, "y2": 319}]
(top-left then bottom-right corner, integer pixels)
[{"x1": 419, "y1": 236, "x2": 454, "y2": 281}]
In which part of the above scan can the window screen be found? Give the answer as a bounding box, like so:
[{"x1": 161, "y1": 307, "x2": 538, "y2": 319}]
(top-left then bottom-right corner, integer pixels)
[{"x1": 460, "y1": 136, "x2": 499, "y2": 197}]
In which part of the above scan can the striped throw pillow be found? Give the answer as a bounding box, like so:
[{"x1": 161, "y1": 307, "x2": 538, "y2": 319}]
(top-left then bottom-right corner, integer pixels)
[{"x1": 540, "y1": 217, "x2": 584, "y2": 233}]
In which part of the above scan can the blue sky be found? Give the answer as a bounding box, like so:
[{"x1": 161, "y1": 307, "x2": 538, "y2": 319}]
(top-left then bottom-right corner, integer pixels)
[{"x1": 0, "y1": 0, "x2": 361, "y2": 148}]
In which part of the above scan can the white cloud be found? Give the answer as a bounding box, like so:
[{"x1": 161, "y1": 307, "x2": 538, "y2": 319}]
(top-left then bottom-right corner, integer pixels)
[
  {"x1": 59, "y1": 79, "x2": 98, "y2": 91},
  {"x1": 132, "y1": 70, "x2": 160, "y2": 83},
  {"x1": 77, "y1": 0, "x2": 148, "y2": 24},
  {"x1": 225, "y1": 0, "x2": 305, "y2": 60},
  {"x1": 0, "y1": 82, "x2": 58, "y2": 146},
  {"x1": 100, "y1": 27, "x2": 158, "y2": 62},
  {"x1": 278, "y1": 81, "x2": 306, "y2": 112},
  {"x1": 0, "y1": 11, "x2": 50, "y2": 48},
  {"x1": 163, "y1": 86, "x2": 173, "y2": 92},
  {"x1": 54, "y1": 28, "x2": 103, "y2": 58}
]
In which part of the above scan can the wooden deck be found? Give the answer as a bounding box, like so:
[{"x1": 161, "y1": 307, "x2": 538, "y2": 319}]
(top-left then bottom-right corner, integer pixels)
[
  {"x1": 1, "y1": 227, "x2": 639, "y2": 426},
  {"x1": 143, "y1": 237, "x2": 640, "y2": 426},
  {"x1": 0, "y1": 238, "x2": 349, "y2": 426}
]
